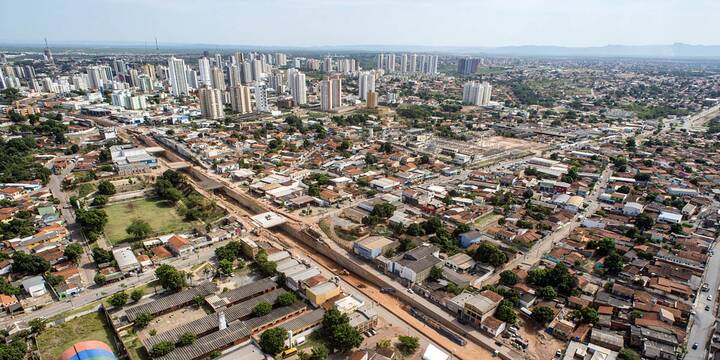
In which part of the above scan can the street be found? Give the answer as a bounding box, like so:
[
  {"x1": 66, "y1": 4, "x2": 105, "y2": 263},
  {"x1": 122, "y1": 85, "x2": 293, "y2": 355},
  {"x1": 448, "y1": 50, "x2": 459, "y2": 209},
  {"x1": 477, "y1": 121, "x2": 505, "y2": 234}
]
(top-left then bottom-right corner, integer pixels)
[{"x1": 684, "y1": 236, "x2": 720, "y2": 359}]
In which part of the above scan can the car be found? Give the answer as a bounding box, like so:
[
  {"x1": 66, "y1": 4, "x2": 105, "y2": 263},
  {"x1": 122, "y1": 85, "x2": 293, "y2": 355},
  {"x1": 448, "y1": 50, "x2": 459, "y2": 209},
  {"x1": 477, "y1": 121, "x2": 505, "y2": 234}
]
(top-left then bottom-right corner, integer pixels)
[
  {"x1": 380, "y1": 287, "x2": 395, "y2": 293},
  {"x1": 406, "y1": 288, "x2": 414, "y2": 294},
  {"x1": 692, "y1": 343, "x2": 699, "y2": 350},
  {"x1": 706, "y1": 305, "x2": 711, "y2": 311},
  {"x1": 555, "y1": 350, "x2": 563, "y2": 358},
  {"x1": 708, "y1": 295, "x2": 713, "y2": 301}
]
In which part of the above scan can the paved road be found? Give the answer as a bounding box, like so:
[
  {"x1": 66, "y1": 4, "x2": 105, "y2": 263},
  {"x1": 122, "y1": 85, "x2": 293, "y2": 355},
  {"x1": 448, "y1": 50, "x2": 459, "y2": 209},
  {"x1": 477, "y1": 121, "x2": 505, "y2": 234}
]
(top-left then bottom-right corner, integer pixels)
[{"x1": 684, "y1": 204, "x2": 720, "y2": 360}]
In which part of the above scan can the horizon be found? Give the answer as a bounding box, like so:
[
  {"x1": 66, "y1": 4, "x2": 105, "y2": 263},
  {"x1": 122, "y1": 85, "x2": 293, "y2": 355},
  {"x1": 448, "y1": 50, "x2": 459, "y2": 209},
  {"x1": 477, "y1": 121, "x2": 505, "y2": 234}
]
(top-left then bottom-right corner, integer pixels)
[{"x1": 2, "y1": 0, "x2": 719, "y2": 48}]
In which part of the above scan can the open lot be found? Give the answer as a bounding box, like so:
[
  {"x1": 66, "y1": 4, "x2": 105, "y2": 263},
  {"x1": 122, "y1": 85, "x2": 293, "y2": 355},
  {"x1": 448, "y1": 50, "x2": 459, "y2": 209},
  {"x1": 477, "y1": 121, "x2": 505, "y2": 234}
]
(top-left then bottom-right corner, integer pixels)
[
  {"x1": 37, "y1": 312, "x2": 119, "y2": 360},
  {"x1": 104, "y1": 198, "x2": 192, "y2": 244}
]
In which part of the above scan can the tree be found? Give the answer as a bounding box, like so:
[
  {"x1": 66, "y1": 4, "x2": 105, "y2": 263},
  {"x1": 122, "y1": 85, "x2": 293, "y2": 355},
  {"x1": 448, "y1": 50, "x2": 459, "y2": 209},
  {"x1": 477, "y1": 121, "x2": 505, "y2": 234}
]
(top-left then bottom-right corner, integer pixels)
[
  {"x1": 217, "y1": 259, "x2": 234, "y2": 276},
  {"x1": 474, "y1": 242, "x2": 508, "y2": 267},
  {"x1": 299, "y1": 345, "x2": 328, "y2": 360},
  {"x1": 76, "y1": 208, "x2": 108, "y2": 240},
  {"x1": 276, "y1": 292, "x2": 297, "y2": 306},
  {"x1": 94, "y1": 273, "x2": 107, "y2": 285},
  {"x1": 365, "y1": 153, "x2": 378, "y2": 165},
  {"x1": 0, "y1": 340, "x2": 27, "y2": 360},
  {"x1": 406, "y1": 223, "x2": 425, "y2": 237},
  {"x1": 370, "y1": 203, "x2": 396, "y2": 219},
  {"x1": 253, "y1": 301, "x2": 272, "y2": 317},
  {"x1": 109, "y1": 291, "x2": 129, "y2": 307},
  {"x1": 92, "y1": 247, "x2": 113, "y2": 264},
  {"x1": 379, "y1": 142, "x2": 393, "y2": 153},
  {"x1": 428, "y1": 266, "x2": 444, "y2": 281},
  {"x1": 91, "y1": 194, "x2": 109, "y2": 207},
  {"x1": 532, "y1": 306, "x2": 555, "y2": 324},
  {"x1": 539, "y1": 286, "x2": 557, "y2": 300},
  {"x1": 259, "y1": 327, "x2": 287, "y2": 355},
  {"x1": 126, "y1": 218, "x2": 152, "y2": 240},
  {"x1": 30, "y1": 318, "x2": 47, "y2": 333},
  {"x1": 635, "y1": 213, "x2": 654, "y2": 231},
  {"x1": 494, "y1": 300, "x2": 517, "y2": 324},
  {"x1": 322, "y1": 309, "x2": 362, "y2": 352},
  {"x1": 134, "y1": 313, "x2": 153, "y2": 328},
  {"x1": 155, "y1": 264, "x2": 187, "y2": 292},
  {"x1": 11, "y1": 252, "x2": 50, "y2": 275},
  {"x1": 0, "y1": 278, "x2": 20, "y2": 296},
  {"x1": 618, "y1": 348, "x2": 641, "y2": 360},
  {"x1": 604, "y1": 252, "x2": 625, "y2": 276},
  {"x1": 131, "y1": 288, "x2": 144, "y2": 302},
  {"x1": 574, "y1": 307, "x2": 599, "y2": 324},
  {"x1": 176, "y1": 332, "x2": 196, "y2": 347},
  {"x1": 96, "y1": 180, "x2": 116, "y2": 195},
  {"x1": 63, "y1": 243, "x2": 84, "y2": 263},
  {"x1": 396, "y1": 336, "x2": 420, "y2": 355},
  {"x1": 99, "y1": 148, "x2": 111, "y2": 162},
  {"x1": 150, "y1": 341, "x2": 175, "y2": 358},
  {"x1": 499, "y1": 270, "x2": 519, "y2": 286}
]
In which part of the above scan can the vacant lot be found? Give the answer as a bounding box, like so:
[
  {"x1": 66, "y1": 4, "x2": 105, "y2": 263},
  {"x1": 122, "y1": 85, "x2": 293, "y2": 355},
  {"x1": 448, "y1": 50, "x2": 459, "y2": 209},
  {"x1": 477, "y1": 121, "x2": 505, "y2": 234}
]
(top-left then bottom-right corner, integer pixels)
[
  {"x1": 37, "y1": 312, "x2": 118, "y2": 360},
  {"x1": 104, "y1": 198, "x2": 192, "y2": 244}
]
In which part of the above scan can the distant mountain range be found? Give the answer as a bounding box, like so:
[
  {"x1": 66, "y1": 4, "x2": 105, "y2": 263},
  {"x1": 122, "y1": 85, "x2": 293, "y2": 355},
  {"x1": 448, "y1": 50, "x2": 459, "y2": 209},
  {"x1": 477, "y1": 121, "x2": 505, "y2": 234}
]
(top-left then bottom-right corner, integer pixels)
[{"x1": 2, "y1": 41, "x2": 720, "y2": 59}]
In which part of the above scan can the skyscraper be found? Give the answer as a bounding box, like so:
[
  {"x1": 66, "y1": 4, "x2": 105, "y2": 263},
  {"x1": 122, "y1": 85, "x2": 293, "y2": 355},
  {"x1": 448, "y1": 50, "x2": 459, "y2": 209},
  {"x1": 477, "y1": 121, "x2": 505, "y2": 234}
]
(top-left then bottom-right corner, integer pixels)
[
  {"x1": 320, "y1": 77, "x2": 342, "y2": 111},
  {"x1": 410, "y1": 54, "x2": 417, "y2": 73},
  {"x1": 457, "y1": 58, "x2": 483, "y2": 75},
  {"x1": 198, "y1": 86, "x2": 225, "y2": 119},
  {"x1": 387, "y1": 54, "x2": 396, "y2": 73},
  {"x1": 462, "y1": 81, "x2": 492, "y2": 106},
  {"x1": 367, "y1": 91, "x2": 378, "y2": 109},
  {"x1": 400, "y1": 54, "x2": 408, "y2": 73},
  {"x1": 358, "y1": 71, "x2": 375, "y2": 101},
  {"x1": 287, "y1": 69, "x2": 307, "y2": 105},
  {"x1": 211, "y1": 66, "x2": 226, "y2": 91},
  {"x1": 229, "y1": 85, "x2": 252, "y2": 114},
  {"x1": 254, "y1": 82, "x2": 269, "y2": 113},
  {"x1": 168, "y1": 57, "x2": 189, "y2": 96},
  {"x1": 376, "y1": 53, "x2": 384, "y2": 70},
  {"x1": 198, "y1": 57, "x2": 211, "y2": 86},
  {"x1": 229, "y1": 65, "x2": 242, "y2": 87}
]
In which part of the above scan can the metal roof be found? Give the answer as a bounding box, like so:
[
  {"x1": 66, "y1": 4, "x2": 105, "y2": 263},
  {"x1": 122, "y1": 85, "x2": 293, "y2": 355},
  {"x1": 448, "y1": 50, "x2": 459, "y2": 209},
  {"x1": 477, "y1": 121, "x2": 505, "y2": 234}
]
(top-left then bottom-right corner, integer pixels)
[{"x1": 126, "y1": 283, "x2": 216, "y2": 321}]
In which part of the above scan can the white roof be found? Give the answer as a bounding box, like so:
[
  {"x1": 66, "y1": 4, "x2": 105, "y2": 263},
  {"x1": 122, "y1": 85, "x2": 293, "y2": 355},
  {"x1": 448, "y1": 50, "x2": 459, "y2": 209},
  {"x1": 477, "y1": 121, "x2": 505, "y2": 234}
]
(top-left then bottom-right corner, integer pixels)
[
  {"x1": 250, "y1": 212, "x2": 287, "y2": 228},
  {"x1": 112, "y1": 247, "x2": 139, "y2": 269},
  {"x1": 422, "y1": 344, "x2": 448, "y2": 360}
]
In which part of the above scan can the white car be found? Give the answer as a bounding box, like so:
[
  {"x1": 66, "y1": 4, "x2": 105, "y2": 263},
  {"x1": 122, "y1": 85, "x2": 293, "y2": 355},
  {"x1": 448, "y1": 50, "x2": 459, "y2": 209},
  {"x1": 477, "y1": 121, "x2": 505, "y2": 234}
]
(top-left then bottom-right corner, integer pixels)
[{"x1": 708, "y1": 295, "x2": 713, "y2": 301}]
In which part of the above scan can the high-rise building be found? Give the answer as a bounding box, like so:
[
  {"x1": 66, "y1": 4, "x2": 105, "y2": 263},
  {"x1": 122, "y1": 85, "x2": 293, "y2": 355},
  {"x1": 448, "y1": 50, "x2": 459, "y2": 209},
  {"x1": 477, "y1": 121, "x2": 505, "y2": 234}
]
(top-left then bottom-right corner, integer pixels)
[
  {"x1": 251, "y1": 59, "x2": 263, "y2": 81},
  {"x1": 211, "y1": 66, "x2": 226, "y2": 91},
  {"x1": 186, "y1": 69, "x2": 199, "y2": 89},
  {"x1": 168, "y1": 57, "x2": 189, "y2": 96},
  {"x1": 367, "y1": 91, "x2": 378, "y2": 109},
  {"x1": 462, "y1": 81, "x2": 492, "y2": 106},
  {"x1": 198, "y1": 57, "x2": 211, "y2": 86},
  {"x1": 410, "y1": 54, "x2": 417, "y2": 73},
  {"x1": 376, "y1": 54, "x2": 385, "y2": 70},
  {"x1": 275, "y1": 53, "x2": 287, "y2": 66},
  {"x1": 457, "y1": 58, "x2": 483, "y2": 75},
  {"x1": 320, "y1": 77, "x2": 342, "y2": 111},
  {"x1": 86, "y1": 66, "x2": 103, "y2": 90},
  {"x1": 129, "y1": 68, "x2": 140, "y2": 88},
  {"x1": 287, "y1": 69, "x2": 306, "y2": 105},
  {"x1": 358, "y1": 71, "x2": 375, "y2": 101},
  {"x1": 112, "y1": 59, "x2": 127, "y2": 76},
  {"x1": 229, "y1": 85, "x2": 252, "y2": 114},
  {"x1": 198, "y1": 86, "x2": 225, "y2": 119},
  {"x1": 400, "y1": 54, "x2": 408, "y2": 73},
  {"x1": 254, "y1": 82, "x2": 269, "y2": 113},
  {"x1": 387, "y1": 54, "x2": 396, "y2": 73},
  {"x1": 142, "y1": 64, "x2": 156, "y2": 80},
  {"x1": 138, "y1": 74, "x2": 152, "y2": 93},
  {"x1": 214, "y1": 54, "x2": 223, "y2": 67},
  {"x1": 241, "y1": 61, "x2": 253, "y2": 84},
  {"x1": 323, "y1": 57, "x2": 333, "y2": 73},
  {"x1": 229, "y1": 65, "x2": 242, "y2": 87}
]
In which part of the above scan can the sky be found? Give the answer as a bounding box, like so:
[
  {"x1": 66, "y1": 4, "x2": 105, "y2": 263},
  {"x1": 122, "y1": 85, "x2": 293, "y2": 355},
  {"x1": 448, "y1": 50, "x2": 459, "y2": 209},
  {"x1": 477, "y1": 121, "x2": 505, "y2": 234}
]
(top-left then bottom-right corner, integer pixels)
[{"x1": 1, "y1": 0, "x2": 719, "y2": 48}]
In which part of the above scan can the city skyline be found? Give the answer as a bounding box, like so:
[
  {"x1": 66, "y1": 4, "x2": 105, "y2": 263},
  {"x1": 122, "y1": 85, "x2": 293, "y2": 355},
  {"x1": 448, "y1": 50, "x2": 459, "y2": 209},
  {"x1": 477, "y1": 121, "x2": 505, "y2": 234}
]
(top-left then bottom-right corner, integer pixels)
[{"x1": 2, "y1": 0, "x2": 719, "y2": 48}]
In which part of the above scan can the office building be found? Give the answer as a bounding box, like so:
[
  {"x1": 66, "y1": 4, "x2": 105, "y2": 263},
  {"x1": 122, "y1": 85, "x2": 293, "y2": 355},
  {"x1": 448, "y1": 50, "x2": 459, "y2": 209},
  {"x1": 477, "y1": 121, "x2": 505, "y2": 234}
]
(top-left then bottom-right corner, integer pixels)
[
  {"x1": 358, "y1": 71, "x2": 375, "y2": 101},
  {"x1": 168, "y1": 57, "x2": 190, "y2": 96},
  {"x1": 198, "y1": 86, "x2": 225, "y2": 119},
  {"x1": 229, "y1": 85, "x2": 252, "y2": 114},
  {"x1": 462, "y1": 81, "x2": 492, "y2": 106}
]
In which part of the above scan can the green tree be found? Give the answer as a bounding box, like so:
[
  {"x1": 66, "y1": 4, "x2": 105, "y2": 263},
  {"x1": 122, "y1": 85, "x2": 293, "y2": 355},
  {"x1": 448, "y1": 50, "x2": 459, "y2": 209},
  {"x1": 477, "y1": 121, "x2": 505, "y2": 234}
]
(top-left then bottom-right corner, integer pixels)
[
  {"x1": 474, "y1": 242, "x2": 508, "y2": 267},
  {"x1": 322, "y1": 309, "x2": 362, "y2": 352},
  {"x1": 91, "y1": 194, "x2": 109, "y2": 207},
  {"x1": 29, "y1": 318, "x2": 47, "y2": 333},
  {"x1": 131, "y1": 288, "x2": 144, "y2": 302},
  {"x1": 259, "y1": 327, "x2": 288, "y2": 355},
  {"x1": 494, "y1": 300, "x2": 517, "y2": 324},
  {"x1": 96, "y1": 180, "x2": 116, "y2": 195},
  {"x1": 428, "y1": 266, "x2": 444, "y2": 281},
  {"x1": 539, "y1": 286, "x2": 557, "y2": 300},
  {"x1": 76, "y1": 208, "x2": 108, "y2": 240},
  {"x1": 396, "y1": 336, "x2": 420, "y2": 355},
  {"x1": 499, "y1": 270, "x2": 518, "y2": 286},
  {"x1": 635, "y1": 213, "x2": 654, "y2": 231},
  {"x1": 299, "y1": 345, "x2": 328, "y2": 360},
  {"x1": 531, "y1": 306, "x2": 555, "y2": 324},
  {"x1": 0, "y1": 340, "x2": 27, "y2": 360},
  {"x1": 176, "y1": 332, "x2": 196, "y2": 347},
  {"x1": 253, "y1": 301, "x2": 272, "y2": 317},
  {"x1": 574, "y1": 307, "x2": 599, "y2": 324},
  {"x1": 92, "y1": 247, "x2": 113, "y2": 263},
  {"x1": 134, "y1": 313, "x2": 153, "y2": 328},
  {"x1": 276, "y1": 292, "x2": 297, "y2": 306},
  {"x1": 63, "y1": 243, "x2": 84, "y2": 263},
  {"x1": 94, "y1": 273, "x2": 107, "y2": 285},
  {"x1": 618, "y1": 348, "x2": 641, "y2": 360},
  {"x1": 11, "y1": 252, "x2": 50, "y2": 275},
  {"x1": 150, "y1": 341, "x2": 175, "y2": 358},
  {"x1": 217, "y1": 259, "x2": 234, "y2": 276},
  {"x1": 155, "y1": 264, "x2": 187, "y2": 292},
  {"x1": 109, "y1": 291, "x2": 129, "y2": 307},
  {"x1": 126, "y1": 218, "x2": 152, "y2": 240},
  {"x1": 604, "y1": 251, "x2": 625, "y2": 275}
]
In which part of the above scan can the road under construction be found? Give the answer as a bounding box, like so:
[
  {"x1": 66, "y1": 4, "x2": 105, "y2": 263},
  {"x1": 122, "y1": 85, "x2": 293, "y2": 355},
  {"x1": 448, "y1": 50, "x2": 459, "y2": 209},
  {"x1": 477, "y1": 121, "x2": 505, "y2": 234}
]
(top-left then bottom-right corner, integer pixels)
[{"x1": 136, "y1": 131, "x2": 524, "y2": 360}]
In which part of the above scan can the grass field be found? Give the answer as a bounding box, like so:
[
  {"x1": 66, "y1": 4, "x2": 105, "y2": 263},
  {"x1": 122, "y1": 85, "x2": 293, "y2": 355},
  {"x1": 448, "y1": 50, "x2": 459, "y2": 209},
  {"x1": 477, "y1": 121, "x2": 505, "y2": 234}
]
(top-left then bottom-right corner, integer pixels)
[
  {"x1": 104, "y1": 198, "x2": 192, "y2": 244},
  {"x1": 37, "y1": 312, "x2": 118, "y2": 360}
]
